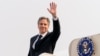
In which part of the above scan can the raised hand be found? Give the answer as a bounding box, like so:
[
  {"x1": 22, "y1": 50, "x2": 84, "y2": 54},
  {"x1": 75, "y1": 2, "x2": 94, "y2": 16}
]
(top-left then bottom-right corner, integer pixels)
[{"x1": 47, "y1": 2, "x2": 57, "y2": 18}]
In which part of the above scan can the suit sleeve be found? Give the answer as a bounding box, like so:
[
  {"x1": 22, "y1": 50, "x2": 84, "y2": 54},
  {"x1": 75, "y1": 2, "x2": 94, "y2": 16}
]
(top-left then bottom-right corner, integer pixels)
[
  {"x1": 28, "y1": 38, "x2": 32, "y2": 56},
  {"x1": 51, "y1": 18, "x2": 61, "y2": 42}
]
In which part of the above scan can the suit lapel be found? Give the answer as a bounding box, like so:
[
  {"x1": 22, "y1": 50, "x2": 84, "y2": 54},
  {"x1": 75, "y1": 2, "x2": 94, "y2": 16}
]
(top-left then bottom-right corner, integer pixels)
[{"x1": 35, "y1": 32, "x2": 50, "y2": 50}]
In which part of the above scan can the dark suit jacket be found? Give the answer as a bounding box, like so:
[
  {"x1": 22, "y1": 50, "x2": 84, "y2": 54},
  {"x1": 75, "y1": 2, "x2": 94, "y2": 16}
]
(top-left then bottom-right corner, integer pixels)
[{"x1": 28, "y1": 19, "x2": 60, "y2": 56}]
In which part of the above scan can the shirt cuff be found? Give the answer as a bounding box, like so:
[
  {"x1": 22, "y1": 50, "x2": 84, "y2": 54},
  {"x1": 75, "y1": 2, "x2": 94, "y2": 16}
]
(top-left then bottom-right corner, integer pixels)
[
  {"x1": 53, "y1": 17, "x2": 58, "y2": 21},
  {"x1": 39, "y1": 53, "x2": 55, "y2": 56}
]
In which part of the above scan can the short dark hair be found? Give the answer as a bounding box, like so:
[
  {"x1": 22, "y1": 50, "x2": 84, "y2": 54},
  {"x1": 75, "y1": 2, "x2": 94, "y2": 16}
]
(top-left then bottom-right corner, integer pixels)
[{"x1": 38, "y1": 16, "x2": 50, "y2": 24}]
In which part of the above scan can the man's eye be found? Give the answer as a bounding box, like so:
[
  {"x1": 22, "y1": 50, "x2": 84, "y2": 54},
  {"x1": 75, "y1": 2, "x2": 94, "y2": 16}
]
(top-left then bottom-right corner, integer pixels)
[
  {"x1": 40, "y1": 23, "x2": 43, "y2": 25},
  {"x1": 44, "y1": 24, "x2": 47, "y2": 25}
]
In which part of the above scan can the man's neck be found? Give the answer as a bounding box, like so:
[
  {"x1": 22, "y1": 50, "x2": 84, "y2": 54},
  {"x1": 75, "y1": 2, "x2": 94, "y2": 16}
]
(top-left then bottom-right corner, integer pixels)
[{"x1": 39, "y1": 32, "x2": 48, "y2": 39}]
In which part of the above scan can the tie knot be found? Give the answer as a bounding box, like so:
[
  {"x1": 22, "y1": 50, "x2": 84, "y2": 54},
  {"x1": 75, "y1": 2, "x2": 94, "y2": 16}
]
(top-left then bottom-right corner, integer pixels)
[{"x1": 39, "y1": 35, "x2": 42, "y2": 39}]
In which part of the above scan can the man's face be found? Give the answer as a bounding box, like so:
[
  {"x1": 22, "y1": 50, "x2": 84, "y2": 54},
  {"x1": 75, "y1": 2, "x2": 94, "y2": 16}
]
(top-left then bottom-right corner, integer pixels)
[{"x1": 38, "y1": 19, "x2": 49, "y2": 34}]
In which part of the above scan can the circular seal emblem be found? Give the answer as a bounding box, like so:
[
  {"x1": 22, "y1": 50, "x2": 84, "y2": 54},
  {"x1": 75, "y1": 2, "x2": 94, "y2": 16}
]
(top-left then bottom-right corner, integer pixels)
[{"x1": 77, "y1": 37, "x2": 94, "y2": 56}]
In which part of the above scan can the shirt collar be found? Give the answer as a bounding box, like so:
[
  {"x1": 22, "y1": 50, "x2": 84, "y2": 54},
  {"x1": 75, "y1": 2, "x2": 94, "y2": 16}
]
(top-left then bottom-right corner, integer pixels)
[{"x1": 39, "y1": 32, "x2": 48, "y2": 39}]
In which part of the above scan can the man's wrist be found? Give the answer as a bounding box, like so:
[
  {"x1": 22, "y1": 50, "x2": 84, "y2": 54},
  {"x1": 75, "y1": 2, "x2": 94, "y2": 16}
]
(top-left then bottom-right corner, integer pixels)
[{"x1": 53, "y1": 16, "x2": 58, "y2": 20}]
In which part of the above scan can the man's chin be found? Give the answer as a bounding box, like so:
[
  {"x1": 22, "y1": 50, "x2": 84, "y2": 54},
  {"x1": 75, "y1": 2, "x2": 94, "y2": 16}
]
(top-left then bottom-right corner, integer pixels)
[{"x1": 40, "y1": 31, "x2": 46, "y2": 34}]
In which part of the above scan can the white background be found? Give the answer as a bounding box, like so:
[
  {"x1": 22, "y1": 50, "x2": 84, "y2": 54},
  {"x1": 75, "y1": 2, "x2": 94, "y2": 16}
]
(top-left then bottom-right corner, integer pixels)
[{"x1": 0, "y1": 0, "x2": 100, "y2": 56}]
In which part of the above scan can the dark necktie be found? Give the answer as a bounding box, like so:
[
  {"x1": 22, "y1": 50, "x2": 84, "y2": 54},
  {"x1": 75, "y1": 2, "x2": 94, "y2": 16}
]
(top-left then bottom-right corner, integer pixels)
[
  {"x1": 38, "y1": 35, "x2": 42, "y2": 41},
  {"x1": 35, "y1": 35, "x2": 42, "y2": 49}
]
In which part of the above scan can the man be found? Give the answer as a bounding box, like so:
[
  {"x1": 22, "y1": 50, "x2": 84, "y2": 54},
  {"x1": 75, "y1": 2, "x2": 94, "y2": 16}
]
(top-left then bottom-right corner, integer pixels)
[{"x1": 28, "y1": 2, "x2": 61, "y2": 56}]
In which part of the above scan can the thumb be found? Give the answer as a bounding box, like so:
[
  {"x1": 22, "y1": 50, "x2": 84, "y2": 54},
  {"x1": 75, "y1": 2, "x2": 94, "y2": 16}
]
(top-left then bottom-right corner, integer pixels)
[{"x1": 47, "y1": 8, "x2": 51, "y2": 13}]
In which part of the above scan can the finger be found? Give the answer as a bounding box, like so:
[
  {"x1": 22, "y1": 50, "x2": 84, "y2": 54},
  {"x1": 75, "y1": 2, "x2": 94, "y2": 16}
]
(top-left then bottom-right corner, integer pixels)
[
  {"x1": 50, "y1": 2, "x2": 52, "y2": 9},
  {"x1": 47, "y1": 8, "x2": 50, "y2": 13},
  {"x1": 54, "y1": 2, "x2": 57, "y2": 8},
  {"x1": 52, "y1": 2, "x2": 55, "y2": 9},
  {"x1": 51, "y1": 2, "x2": 57, "y2": 9}
]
